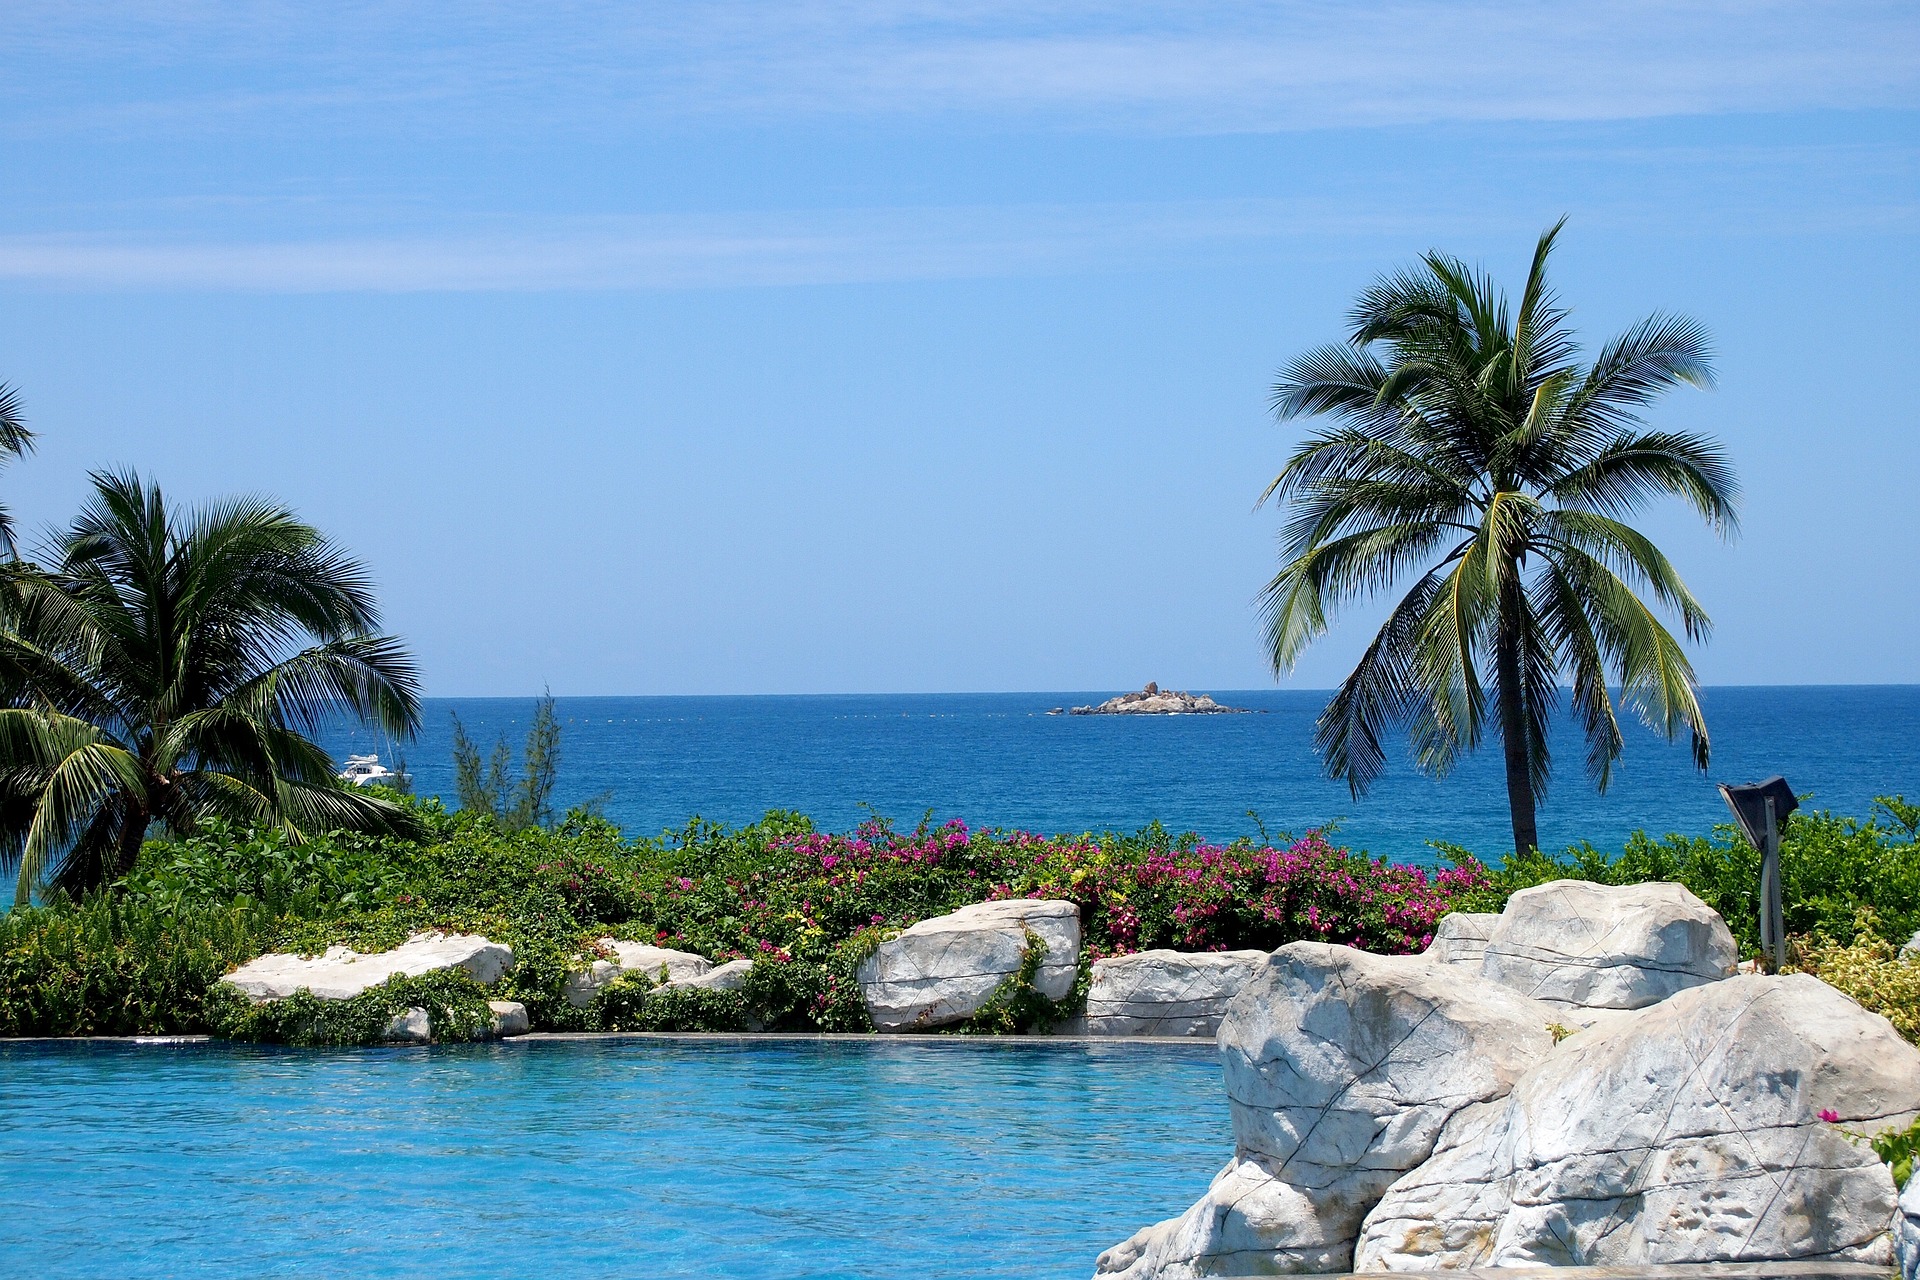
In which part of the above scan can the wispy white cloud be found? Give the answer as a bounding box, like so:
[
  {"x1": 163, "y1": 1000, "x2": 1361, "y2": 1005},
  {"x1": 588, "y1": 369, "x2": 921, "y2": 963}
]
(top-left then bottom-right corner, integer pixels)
[
  {"x1": 0, "y1": 201, "x2": 1384, "y2": 292},
  {"x1": 3, "y1": 1, "x2": 1914, "y2": 138},
  {"x1": 0, "y1": 181, "x2": 1911, "y2": 293}
]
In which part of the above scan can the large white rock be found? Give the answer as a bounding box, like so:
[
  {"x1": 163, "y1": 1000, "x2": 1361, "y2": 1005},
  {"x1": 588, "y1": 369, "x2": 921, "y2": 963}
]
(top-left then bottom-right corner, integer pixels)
[
  {"x1": 662, "y1": 958, "x2": 754, "y2": 993},
  {"x1": 1354, "y1": 973, "x2": 1920, "y2": 1269},
  {"x1": 1479, "y1": 879, "x2": 1736, "y2": 1011},
  {"x1": 857, "y1": 899, "x2": 1080, "y2": 1031},
  {"x1": 1085, "y1": 949, "x2": 1268, "y2": 1037},
  {"x1": 1097, "y1": 944, "x2": 1559, "y2": 1278},
  {"x1": 1424, "y1": 911, "x2": 1499, "y2": 967},
  {"x1": 1897, "y1": 1173, "x2": 1920, "y2": 1280},
  {"x1": 224, "y1": 931, "x2": 514, "y2": 1001},
  {"x1": 562, "y1": 941, "x2": 712, "y2": 1007}
]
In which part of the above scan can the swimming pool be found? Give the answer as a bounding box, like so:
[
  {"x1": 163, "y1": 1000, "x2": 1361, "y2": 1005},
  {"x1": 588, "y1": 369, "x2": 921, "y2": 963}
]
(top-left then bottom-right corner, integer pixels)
[{"x1": 0, "y1": 1037, "x2": 1228, "y2": 1279}]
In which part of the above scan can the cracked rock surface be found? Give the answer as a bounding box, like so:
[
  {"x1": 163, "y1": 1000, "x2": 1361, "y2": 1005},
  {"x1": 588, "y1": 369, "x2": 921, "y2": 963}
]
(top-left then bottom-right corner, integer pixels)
[
  {"x1": 1095, "y1": 944, "x2": 1558, "y2": 1278},
  {"x1": 1425, "y1": 911, "x2": 1500, "y2": 968},
  {"x1": 1085, "y1": 949, "x2": 1269, "y2": 1037},
  {"x1": 857, "y1": 898, "x2": 1080, "y2": 1031},
  {"x1": 1479, "y1": 879, "x2": 1737, "y2": 1012},
  {"x1": 1355, "y1": 973, "x2": 1920, "y2": 1269}
]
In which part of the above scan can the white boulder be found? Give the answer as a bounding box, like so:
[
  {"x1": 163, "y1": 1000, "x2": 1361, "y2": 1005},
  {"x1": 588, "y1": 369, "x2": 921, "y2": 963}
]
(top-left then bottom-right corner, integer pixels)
[
  {"x1": 1479, "y1": 879, "x2": 1736, "y2": 1011},
  {"x1": 224, "y1": 931, "x2": 514, "y2": 1002},
  {"x1": 383, "y1": 1007, "x2": 431, "y2": 1043},
  {"x1": 1096, "y1": 944, "x2": 1559, "y2": 1278},
  {"x1": 1354, "y1": 973, "x2": 1920, "y2": 1269},
  {"x1": 1902, "y1": 929, "x2": 1919, "y2": 959},
  {"x1": 857, "y1": 898, "x2": 1080, "y2": 1031},
  {"x1": 1898, "y1": 1173, "x2": 1920, "y2": 1280},
  {"x1": 1085, "y1": 949, "x2": 1268, "y2": 1037},
  {"x1": 661, "y1": 958, "x2": 754, "y2": 993},
  {"x1": 487, "y1": 1000, "x2": 530, "y2": 1037},
  {"x1": 1424, "y1": 911, "x2": 1499, "y2": 967},
  {"x1": 562, "y1": 941, "x2": 712, "y2": 1007}
]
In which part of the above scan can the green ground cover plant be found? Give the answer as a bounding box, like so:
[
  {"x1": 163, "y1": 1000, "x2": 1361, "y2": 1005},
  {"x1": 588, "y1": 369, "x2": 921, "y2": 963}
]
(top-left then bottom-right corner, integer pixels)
[{"x1": 1, "y1": 794, "x2": 1913, "y2": 1045}]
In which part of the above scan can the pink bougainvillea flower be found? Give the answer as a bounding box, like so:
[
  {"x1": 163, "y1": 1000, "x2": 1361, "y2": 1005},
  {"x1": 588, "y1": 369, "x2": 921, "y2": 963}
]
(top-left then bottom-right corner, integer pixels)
[{"x1": 1818, "y1": 1108, "x2": 1841, "y2": 1123}]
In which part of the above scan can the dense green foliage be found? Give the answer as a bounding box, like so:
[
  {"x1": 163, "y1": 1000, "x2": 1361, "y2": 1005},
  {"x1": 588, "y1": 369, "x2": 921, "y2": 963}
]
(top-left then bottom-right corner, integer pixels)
[
  {"x1": 2, "y1": 795, "x2": 1913, "y2": 1046},
  {"x1": 1263, "y1": 221, "x2": 1735, "y2": 854},
  {"x1": 0, "y1": 470, "x2": 421, "y2": 901},
  {"x1": 0, "y1": 801, "x2": 1489, "y2": 1041},
  {"x1": 0, "y1": 895, "x2": 265, "y2": 1036}
]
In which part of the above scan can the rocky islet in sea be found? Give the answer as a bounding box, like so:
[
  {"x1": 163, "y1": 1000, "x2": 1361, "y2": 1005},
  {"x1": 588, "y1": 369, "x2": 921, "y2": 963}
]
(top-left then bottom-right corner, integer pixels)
[{"x1": 1050, "y1": 682, "x2": 1253, "y2": 716}]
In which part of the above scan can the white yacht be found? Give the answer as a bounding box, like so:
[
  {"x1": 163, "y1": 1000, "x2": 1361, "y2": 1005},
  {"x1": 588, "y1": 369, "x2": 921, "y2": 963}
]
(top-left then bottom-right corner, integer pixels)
[{"x1": 338, "y1": 753, "x2": 404, "y2": 788}]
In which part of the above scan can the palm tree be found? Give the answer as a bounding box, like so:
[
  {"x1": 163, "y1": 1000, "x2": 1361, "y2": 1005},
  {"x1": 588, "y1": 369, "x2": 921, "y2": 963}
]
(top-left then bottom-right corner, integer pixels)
[
  {"x1": 0, "y1": 380, "x2": 34, "y2": 558},
  {"x1": 1260, "y1": 220, "x2": 1738, "y2": 854},
  {"x1": 0, "y1": 470, "x2": 422, "y2": 901}
]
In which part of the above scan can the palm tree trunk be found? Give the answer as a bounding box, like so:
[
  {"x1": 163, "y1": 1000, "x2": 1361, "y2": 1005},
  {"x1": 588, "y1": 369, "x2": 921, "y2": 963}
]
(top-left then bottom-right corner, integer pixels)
[
  {"x1": 1494, "y1": 621, "x2": 1541, "y2": 855},
  {"x1": 113, "y1": 793, "x2": 151, "y2": 879}
]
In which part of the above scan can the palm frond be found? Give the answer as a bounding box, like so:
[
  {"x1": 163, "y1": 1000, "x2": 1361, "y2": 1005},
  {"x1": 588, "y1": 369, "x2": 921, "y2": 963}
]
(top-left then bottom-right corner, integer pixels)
[
  {"x1": 0, "y1": 709, "x2": 145, "y2": 903},
  {"x1": 1315, "y1": 569, "x2": 1446, "y2": 796},
  {"x1": 1552, "y1": 544, "x2": 1711, "y2": 770},
  {"x1": 1538, "y1": 511, "x2": 1712, "y2": 640},
  {"x1": 1547, "y1": 430, "x2": 1739, "y2": 534}
]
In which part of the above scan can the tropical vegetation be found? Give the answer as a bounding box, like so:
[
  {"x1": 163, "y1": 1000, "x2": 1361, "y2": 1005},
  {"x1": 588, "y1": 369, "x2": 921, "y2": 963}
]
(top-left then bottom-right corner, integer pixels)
[
  {"x1": 1, "y1": 795, "x2": 1913, "y2": 1045},
  {"x1": 0, "y1": 470, "x2": 422, "y2": 902},
  {"x1": 1261, "y1": 221, "x2": 1738, "y2": 854}
]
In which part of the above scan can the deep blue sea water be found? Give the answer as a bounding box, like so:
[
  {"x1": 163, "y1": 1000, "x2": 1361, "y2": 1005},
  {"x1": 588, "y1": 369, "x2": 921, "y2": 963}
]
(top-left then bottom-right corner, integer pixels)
[
  {"x1": 323, "y1": 687, "x2": 1920, "y2": 863},
  {"x1": 0, "y1": 1037, "x2": 1226, "y2": 1280}
]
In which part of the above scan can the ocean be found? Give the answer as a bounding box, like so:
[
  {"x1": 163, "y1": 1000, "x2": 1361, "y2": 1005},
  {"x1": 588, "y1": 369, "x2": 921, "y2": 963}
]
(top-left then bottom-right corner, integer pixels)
[{"x1": 322, "y1": 686, "x2": 1920, "y2": 863}]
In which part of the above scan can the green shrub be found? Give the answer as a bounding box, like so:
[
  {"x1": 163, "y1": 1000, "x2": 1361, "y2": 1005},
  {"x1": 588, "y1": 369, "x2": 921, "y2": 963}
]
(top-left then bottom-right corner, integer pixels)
[
  {"x1": 8, "y1": 792, "x2": 1917, "y2": 1042},
  {"x1": 208, "y1": 969, "x2": 497, "y2": 1047},
  {"x1": 0, "y1": 895, "x2": 267, "y2": 1037}
]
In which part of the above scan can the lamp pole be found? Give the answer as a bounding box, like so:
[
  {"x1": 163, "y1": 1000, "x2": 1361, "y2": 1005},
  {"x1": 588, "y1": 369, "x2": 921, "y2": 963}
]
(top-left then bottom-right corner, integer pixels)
[
  {"x1": 1718, "y1": 777, "x2": 1796, "y2": 975},
  {"x1": 1759, "y1": 797, "x2": 1784, "y2": 973}
]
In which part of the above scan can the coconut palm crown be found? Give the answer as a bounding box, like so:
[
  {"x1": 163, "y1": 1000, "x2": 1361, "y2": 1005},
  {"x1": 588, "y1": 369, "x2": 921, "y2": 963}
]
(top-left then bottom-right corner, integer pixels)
[
  {"x1": 0, "y1": 470, "x2": 422, "y2": 902},
  {"x1": 1260, "y1": 220, "x2": 1738, "y2": 854}
]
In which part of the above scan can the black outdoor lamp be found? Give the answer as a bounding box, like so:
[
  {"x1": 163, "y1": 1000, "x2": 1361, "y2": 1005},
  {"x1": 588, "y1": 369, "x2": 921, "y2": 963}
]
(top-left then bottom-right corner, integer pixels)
[{"x1": 1717, "y1": 776, "x2": 1798, "y2": 972}]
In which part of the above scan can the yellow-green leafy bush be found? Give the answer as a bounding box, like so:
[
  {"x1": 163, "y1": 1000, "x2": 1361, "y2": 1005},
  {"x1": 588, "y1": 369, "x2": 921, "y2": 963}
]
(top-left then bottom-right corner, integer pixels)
[{"x1": 1792, "y1": 911, "x2": 1920, "y2": 1045}]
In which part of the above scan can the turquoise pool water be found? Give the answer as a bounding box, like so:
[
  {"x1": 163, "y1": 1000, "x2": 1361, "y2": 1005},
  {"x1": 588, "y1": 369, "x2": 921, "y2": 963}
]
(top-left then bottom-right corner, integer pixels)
[{"x1": 0, "y1": 1037, "x2": 1228, "y2": 1278}]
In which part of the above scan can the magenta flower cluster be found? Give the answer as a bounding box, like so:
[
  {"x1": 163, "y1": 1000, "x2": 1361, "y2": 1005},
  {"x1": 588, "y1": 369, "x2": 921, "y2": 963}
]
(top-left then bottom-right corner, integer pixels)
[{"x1": 608, "y1": 817, "x2": 1490, "y2": 964}]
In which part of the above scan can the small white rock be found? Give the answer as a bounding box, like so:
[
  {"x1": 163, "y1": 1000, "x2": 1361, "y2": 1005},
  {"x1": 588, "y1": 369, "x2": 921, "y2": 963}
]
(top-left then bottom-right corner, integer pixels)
[
  {"x1": 487, "y1": 1000, "x2": 530, "y2": 1037},
  {"x1": 662, "y1": 958, "x2": 754, "y2": 993},
  {"x1": 562, "y1": 941, "x2": 713, "y2": 1007},
  {"x1": 383, "y1": 1007, "x2": 431, "y2": 1044}
]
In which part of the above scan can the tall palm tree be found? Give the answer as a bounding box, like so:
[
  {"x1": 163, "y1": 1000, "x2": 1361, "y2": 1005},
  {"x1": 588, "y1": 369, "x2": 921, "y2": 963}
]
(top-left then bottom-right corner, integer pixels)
[
  {"x1": 0, "y1": 380, "x2": 34, "y2": 558},
  {"x1": 0, "y1": 470, "x2": 422, "y2": 901},
  {"x1": 1260, "y1": 221, "x2": 1738, "y2": 854}
]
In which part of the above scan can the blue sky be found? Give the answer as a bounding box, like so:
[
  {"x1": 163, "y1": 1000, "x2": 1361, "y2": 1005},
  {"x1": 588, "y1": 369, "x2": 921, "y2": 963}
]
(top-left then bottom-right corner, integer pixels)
[{"x1": 1, "y1": 2, "x2": 1915, "y2": 695}]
